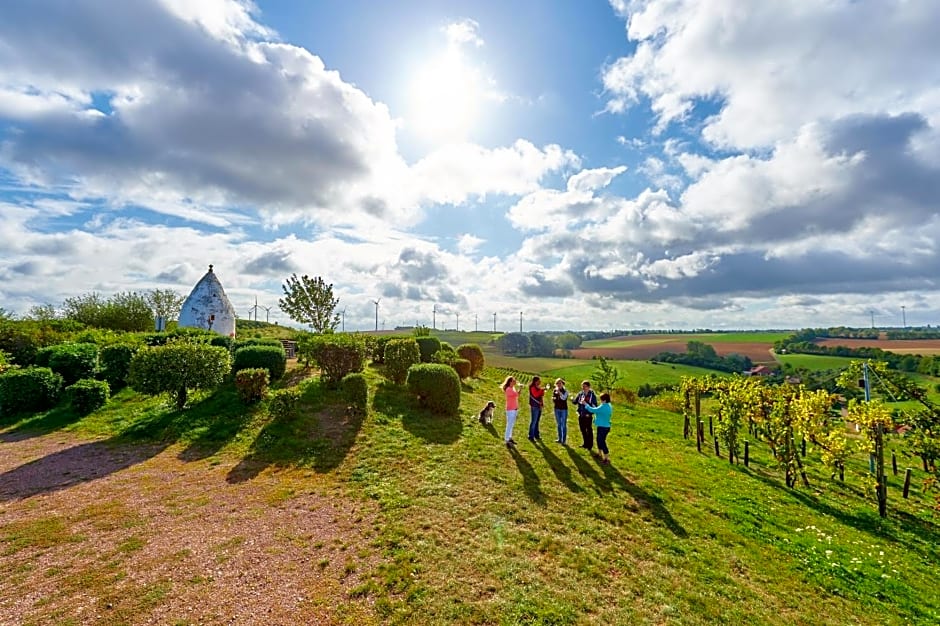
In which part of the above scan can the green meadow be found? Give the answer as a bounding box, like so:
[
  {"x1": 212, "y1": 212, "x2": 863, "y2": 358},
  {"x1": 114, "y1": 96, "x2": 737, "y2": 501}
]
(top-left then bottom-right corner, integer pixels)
[{"x1": 2, "y1": 360, "x2": 938, "y2": 625}]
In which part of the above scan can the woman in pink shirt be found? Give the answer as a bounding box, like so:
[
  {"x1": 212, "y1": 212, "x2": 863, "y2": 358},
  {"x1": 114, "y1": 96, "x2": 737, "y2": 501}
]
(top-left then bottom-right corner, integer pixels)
[{"x1": 502, "y1": 375, "x2": 520, "y2": 448}]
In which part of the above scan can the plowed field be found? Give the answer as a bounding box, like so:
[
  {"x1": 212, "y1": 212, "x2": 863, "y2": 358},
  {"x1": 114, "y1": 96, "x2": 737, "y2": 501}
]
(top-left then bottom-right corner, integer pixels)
[{"x1": 816, "y1": 338, "x2": 940, "y2": 355}]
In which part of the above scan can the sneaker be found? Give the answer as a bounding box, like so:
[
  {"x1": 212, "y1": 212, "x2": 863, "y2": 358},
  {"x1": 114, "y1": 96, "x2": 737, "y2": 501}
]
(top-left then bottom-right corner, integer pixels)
[
  {"x1": 506, "y1": 440, "x2": 515, "y2": 448},
  {"x1": 528, "y1": 437, "x2": 535, "y2": 442},
  {"x1": 508, "y1": 438, "x2": 517, "y2": 445},
  {"x1": 554, "y1": 439, "x2": 561, "y2": 443}
]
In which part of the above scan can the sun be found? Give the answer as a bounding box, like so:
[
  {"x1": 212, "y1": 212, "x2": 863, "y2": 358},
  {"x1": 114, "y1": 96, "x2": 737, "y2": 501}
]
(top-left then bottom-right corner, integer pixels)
[{"x1": 407, "y1": 50, "x2": 483, "y2": 143}]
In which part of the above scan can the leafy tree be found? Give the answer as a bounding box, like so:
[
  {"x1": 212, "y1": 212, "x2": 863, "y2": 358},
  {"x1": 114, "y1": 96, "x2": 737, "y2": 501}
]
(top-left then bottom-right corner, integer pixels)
[
  {"x1": 62, "y1": 292, "x2": 106, "y2": 326},
  {"x1": 146, "y1": 289, "x2": 185, "y2": 321},
  {"x1": 278, "y1": 274, "x2": 340, "y2": 333},
  {"x1": 62, "y1": 291, "x2": 153, "y2": 332},
  {"x1": 28, "y1": 304, "x2": 59, "y2": 321},
  {"x1": 128, "y1": 342, "x2": 232, "y2": 410},
  {"x1": 0, "y1": 308, "x2": 13, "y2": 321},
  {"x1": 686, "y1": 340, "x2": 718, "y2": 360},
  {"x1": 555, "y1": 332, "x2": 582, "y2": 350},
  {"x1": 497, "y1": 332, "x2": 530, "y2": 355},
  {"x1": 529, "y1": 333, "x2": 556, "y2": 357},
  {"x1": 592, "y1": 356, "x2": 621, "y2": 393}
]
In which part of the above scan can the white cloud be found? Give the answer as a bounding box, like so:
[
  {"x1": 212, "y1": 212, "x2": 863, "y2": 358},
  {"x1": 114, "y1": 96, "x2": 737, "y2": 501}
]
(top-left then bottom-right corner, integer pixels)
[
  {"x1": 457, "y1": 234, "x2": 485, "y2": 254},
  {"x1": 443, "y1": 18, "x2": 484, "y2": 48},
  {"x1": 604, "y1": 0, "x2": 940, "y2": 149}
]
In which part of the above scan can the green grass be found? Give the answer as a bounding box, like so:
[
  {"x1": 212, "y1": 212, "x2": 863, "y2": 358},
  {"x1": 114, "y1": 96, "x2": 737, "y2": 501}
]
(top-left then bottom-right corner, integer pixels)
[
  {"x1": 485, "y1": 354, "x2": 723, "y2": 388},
  {"x1": 774, "y1": 353, "x2": 858, "y2": 371},
  {"x1": 2, "y1": 362, "x2": 939, "y2": 624}
]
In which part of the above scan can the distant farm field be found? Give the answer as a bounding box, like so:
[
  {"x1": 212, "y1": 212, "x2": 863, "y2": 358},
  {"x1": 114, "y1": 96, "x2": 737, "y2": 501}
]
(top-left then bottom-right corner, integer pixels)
[
  {"x1": 816, "y1": 337, "x2": 940, "y2": 355},
  {"x1": 576, "y1": 333, "x2": 781, "y2": 364},
  {"x1": 486, "y1": 355, "x2": 722, "y2": 388},
  {"x1": 773, "y1": 353, "x2": 857, "y2": 371}
]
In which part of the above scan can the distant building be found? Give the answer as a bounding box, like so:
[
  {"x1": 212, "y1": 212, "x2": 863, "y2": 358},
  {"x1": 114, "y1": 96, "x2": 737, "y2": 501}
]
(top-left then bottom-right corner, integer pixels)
[
  {"x1": 177, "y1": 265, "x2": 237, "y2": 337},
  {"x1": 746, "y1": 365, "x2": 774, "y2": 376}
]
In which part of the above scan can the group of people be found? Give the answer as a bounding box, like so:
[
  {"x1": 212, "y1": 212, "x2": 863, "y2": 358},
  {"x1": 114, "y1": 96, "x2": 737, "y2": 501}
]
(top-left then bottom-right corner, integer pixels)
[{"x1": 500, "y1": 375, "x2": 614, "y2": 464}]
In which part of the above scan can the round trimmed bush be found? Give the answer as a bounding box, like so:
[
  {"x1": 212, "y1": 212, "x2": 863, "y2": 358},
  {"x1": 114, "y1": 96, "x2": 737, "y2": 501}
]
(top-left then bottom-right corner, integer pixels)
[
  {"x1": 341, "y1": 372, "x2": 368, "y2": 410},
  {"x1": 99, "y1": 344, "x2": 138, "y2": 390},
  {"x1": 384, "y1": 339, "x2": 421, "y2": 385},
  {"x1": 415, "y1": 336, "x2": 442, "y2": 363},
  {"x1": 406, "y1": 363, "x2": 461, "y2": 415},
  {"x1": 0, "y1": 367, "x2": 64, "y2": 417},
  {"x1": 67, "y1": 378, "x2": 110, "y2": 414},
  {"x1": 452, "y1": 358, "x2": 472, "y2": 379},
  {"x1": 233, "y1": 345, "x2": 287, "y2": 381},
  {"x1": 210, "y1": 335, "x2": 235, "y2": 351},
  {"x1": 456, "y1": 344, "x2": 485, "y2": 377},
  {"x1": 306, "y1": 334, "x2": 366, "y2": 387},
  {"x1": 128, "y1": 342, "x2": 232, "y2": 410},
  {"x1": 268, "y1": 388, "x2": 300, "y2": 421},
  {"x1": 235, "y1": 367, "x2": 269, "y2": 404},
  {"x1": 367, "y1": 335, "x2": 394, "y2": 364}
]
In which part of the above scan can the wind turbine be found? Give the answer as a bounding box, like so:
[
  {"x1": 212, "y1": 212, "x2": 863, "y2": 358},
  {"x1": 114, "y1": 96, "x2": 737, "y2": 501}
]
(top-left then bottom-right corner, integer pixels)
[
  {"x1": 432, "y1": 304, "x2": 437, "y2": 330},
  {"x1": 261, "y1": 305, "x2": 273, "y2": 323},
  {"x1": 340, "y1": 306, "x2": 347, "y2": 332},
  {"x1": 372, "y1": 299, "x2": 380, "y2": 332}
]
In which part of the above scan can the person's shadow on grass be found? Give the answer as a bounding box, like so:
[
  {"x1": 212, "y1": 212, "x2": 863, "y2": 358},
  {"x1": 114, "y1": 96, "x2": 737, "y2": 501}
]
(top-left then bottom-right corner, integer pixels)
[
  {"x1": 508, "y1": 445, "x2": 546, "y2": 506},
  {"x1": 601, "y1": 460, "x2": 688, "y2": 538},
  {"x1": 535, "y1": 441, "x2": 583, "y2": 494}
]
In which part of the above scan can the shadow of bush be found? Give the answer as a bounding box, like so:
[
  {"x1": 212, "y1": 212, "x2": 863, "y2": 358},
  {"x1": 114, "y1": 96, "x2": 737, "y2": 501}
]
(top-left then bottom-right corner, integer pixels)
[
  {"x1": 372, "y1": 380, "x2": 462, "y2": 445},
  {"x1": 227, "y1": 378, "x2": 365, "y2": 482}
]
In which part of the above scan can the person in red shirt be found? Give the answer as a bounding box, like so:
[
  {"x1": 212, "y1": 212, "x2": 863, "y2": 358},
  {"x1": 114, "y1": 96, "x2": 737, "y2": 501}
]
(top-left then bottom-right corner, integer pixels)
[
  {"x1": 502, "y1": 376, "x2": 520, "y2": 448},
  {"x1": 527, "y1": 376, "x2": 545, "y2": 442}
]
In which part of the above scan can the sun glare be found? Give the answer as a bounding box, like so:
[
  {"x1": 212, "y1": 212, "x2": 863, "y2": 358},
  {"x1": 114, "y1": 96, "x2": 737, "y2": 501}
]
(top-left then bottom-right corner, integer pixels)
[{"x1": 408, "y1": 50, "x2": 482, "y2": 143}]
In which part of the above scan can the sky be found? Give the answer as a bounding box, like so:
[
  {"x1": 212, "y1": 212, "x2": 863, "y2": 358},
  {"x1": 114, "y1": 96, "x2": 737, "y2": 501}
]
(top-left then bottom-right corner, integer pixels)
[{"x1": 1, "y1": 0, "x2": 939, "y2": 332}]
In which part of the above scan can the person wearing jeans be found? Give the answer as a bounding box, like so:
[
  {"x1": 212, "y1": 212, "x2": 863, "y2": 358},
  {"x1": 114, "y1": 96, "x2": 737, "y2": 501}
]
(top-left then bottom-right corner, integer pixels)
[
  {"x1": 584, "y1": 392, "x2": 613, "y2": 464},
  {"x1": 527, "y1": 376, "x2": 545, "y2": 441},
  {"x1": 551, "y1": 378, "x2": 569, "y2": 444},
  {"x1": 572, "y1": 381, "x2": 598, "y2": 450},
  {"x1": 502, "y1": 376, "x2": 520, "y2": 448}
]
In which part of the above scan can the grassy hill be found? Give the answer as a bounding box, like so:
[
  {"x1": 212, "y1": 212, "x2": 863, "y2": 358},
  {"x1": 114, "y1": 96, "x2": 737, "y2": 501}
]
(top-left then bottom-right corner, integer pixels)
[{"x1": 1, "y1": 363, "x2": 938, "y2": 624}]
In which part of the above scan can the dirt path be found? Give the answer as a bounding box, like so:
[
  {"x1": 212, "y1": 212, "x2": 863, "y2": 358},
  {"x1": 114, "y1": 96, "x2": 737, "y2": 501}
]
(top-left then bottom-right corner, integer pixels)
[{"x1": 0, "y1": 432, "x2": 379, "y2": 625}]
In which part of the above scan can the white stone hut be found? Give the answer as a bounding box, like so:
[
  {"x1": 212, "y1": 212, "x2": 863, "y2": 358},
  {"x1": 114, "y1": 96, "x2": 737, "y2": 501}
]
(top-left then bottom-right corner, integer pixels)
[{"x1": 178, "y1": 265, "x2": 237, "y2": 337}]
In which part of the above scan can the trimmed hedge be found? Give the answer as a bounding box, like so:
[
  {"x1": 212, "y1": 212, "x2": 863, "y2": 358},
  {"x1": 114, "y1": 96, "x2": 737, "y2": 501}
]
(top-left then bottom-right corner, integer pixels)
[
  {"x1": 384, "y1": 339, "x2": 421, "y2": 385},
  {"x1": 366, "y1": 335, "x2": 394, "y2": 364},
  {"x1": 456, "y1": 343, "x2": 485, "y2": 377},
  {"x1": 0, "y1": 367, "x2": 64, "y2": 417},
  {"x1": 99, "y1": 344, "x2": 138, "y2": 390},
  {"x1": 341, "y1": 372, "x2": 368, "y2": 410},
  {"x1": 210, "y1": 335, "x2": 235, "y2": 351},
  {"x1": 67, "y1": 378, "x2": 110, "y2": 414},
  {"x1": 452, "y1": 358, "x2": 472, "y2": 379},
  {"x1": 268, "y1": 388, "x2": 300, "y2": 421},
  {"x1": 128, "y1": 342, "x2": 232, "y2": 410},
  {"x1": 233, "y1": 345, "x2": 287, "y2": 381},
  {"x1": 305, "y1": 334, "x2": 366, "y2": 387},
  {"x1": 406, "y1": 363, "x2": 461, "y2": 415},
  {"x1": 233, "y1": 337, "x2": 282, "y2": 351},
  {"x1": 235, "y1": 368, "x2": 269, "y2": 404},
  {"x1": 416, "y1": 336, "x2": 442, "y2": 363}
]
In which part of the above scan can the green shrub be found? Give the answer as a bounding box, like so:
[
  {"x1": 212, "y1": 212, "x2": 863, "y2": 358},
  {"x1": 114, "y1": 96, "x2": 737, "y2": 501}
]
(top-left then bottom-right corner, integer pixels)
[
  {"x1": 235, "y1": 368, "x2": 270, "y2": 404},
  {"x1": 34, "y1": 346, "x2": 56, "y2": 367},
  {"x1": 440, "y1": 342, "x2": 454, "y2": 353},
  {"x1": 341, "y1": 372, "x2": 369, "y2": 410},
  {"x1": 366, "y1": 335, "x2": 394, "y2": 364},
  {"x1": 268, "y1": 388, "x2": 300, "y2": 420},
  {"x1": 431, "y1": 349, "x2": 456, "y2": 365},
  {"x1": 67, "y1": 378, "x2": 110, "y2": 414},
  {"x1": 141, "y1": 327, "x2": 215, "y2": 346},
  {"x1": 415, "y1": 337, "x2": 442, "y2": 363},
  {"x1": 456, "y1": 344, "x2": 485, "y2": 377},
  {"x1": 0, "y1": 319, "x2": 69, "y2": 366},
  {"x1": 0, "y1": 367, "x2": 63, "y2": 416},
  {"x1": 384, "y1": 339, "x2": 421, "y2": 385},
  {"x1": 305, "y1": 334, "x2": 366, "y2": 387},
  {"x1": 233, "y1": 345, "x2": 287, "y2": 381},
  {"x1": 210, "y1": 335, "x2": 235, "y2": 351},
  {"x1": 46, "y1": 343, "x2": 99, "y2": 385},
  {"x1": 128, "y1": 342, "x2": 232, "y2": 410},
  {"x1": 233, "y1": 337, "x2": 282, "y2": 351},
  {"x1": 406, "y1": 363, "x2": 461, "y2": 415},
  {"x1": 0, "y1": 350, "x2": 10, "y2": 374},
  {"x1": 452, "y1": 358, "x2": 472, "y2": 379},
  {"x1": 98, "y1": 344, "x2": 138, "y2": 390}
]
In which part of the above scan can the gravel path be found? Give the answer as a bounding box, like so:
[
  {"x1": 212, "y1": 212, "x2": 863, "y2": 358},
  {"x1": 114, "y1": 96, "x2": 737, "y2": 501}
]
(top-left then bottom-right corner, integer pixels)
[{"x1": 0, "y1": 432, "x2": 379, "y2": 625}]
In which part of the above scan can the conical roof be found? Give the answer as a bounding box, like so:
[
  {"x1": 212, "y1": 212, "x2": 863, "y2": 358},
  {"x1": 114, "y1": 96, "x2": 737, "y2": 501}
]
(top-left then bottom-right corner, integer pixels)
[{"x1": 177, "y1": 265, "x2": 237, "y2": 337}]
